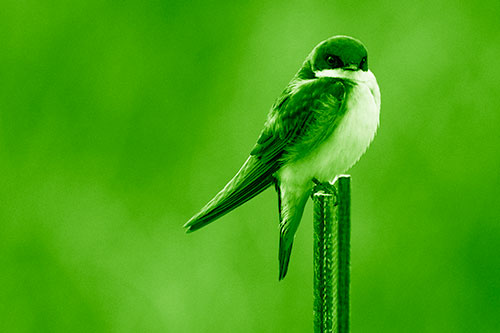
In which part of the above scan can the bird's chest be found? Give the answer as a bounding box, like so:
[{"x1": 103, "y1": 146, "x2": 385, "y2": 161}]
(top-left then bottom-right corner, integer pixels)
[
  {"x1": 283, "y1": 81, "x2": 379, "y2": 184},
  {"x1": 313, "y1": 82, "x2": 379, "y2": 181}
]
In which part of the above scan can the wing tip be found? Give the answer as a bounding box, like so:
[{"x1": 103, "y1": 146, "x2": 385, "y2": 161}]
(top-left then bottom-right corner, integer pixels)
[
  {"x1": 184, "y1": 217, "x2": 206, "y2": 233},
  {"x1": 183, "y1": 215, "x2": 200, "y2": 233}
]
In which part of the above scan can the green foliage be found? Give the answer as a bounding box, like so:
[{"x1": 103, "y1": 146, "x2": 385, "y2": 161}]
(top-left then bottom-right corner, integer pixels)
[{"x1": 1, "y1": 0, "x2": 500, "y2": 332}]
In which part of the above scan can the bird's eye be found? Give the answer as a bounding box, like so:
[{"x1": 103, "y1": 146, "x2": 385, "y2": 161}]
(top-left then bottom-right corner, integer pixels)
[
  {"x1": 360, "y1": 57, "x2": 367, "y2": 70},
  {"x1": 326, "y1": 55, "x2": 341, "y2": 67}
]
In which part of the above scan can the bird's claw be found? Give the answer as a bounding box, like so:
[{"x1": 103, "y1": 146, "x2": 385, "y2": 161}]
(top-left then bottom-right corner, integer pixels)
[{"x1": 311, "y1": 178, "x2": 338, "y2": 205}]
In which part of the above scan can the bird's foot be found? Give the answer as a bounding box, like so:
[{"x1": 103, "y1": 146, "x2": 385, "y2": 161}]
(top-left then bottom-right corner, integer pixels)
[{"x1": 311, "y1": 178, "x2": 338, "y2": 204}]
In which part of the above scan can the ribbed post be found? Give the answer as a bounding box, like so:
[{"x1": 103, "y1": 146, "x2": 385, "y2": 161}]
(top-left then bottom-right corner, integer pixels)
[{"x1": 312, "y1": 175, "x2": 351, "y2": 333}]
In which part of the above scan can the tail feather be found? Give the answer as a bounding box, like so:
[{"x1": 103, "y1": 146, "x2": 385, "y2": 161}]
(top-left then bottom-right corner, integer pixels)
[
  {"x1": 279, "y1": 238, "x2": 294, "y2": 280},
  {"x1": 277, "y1": 182, "x2": 310, "y2": 280},
  {"x1": 184, "y1": 156, "x2": 278, "y2": 232}
]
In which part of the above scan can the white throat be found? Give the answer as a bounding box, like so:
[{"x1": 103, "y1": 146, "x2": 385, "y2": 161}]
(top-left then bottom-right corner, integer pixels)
[{"x1": 314, "y1": 68, "x2": 380, "y2": 108}]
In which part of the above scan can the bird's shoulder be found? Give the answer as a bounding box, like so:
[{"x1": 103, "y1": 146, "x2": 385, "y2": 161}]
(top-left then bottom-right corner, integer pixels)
[{"x1": 250, "y1": 77, "x2": 349, "y2": 161}]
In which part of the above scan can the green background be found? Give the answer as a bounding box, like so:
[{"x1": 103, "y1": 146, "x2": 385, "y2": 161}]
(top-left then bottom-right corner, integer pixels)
[{"x1": 1, "y1": 1, "x2": 499, "y2": 332}]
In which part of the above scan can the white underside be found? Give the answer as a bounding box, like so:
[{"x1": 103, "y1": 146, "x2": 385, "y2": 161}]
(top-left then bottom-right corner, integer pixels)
[{"x1": 278, "y1": 69, "x2": 381, "y2": 187}]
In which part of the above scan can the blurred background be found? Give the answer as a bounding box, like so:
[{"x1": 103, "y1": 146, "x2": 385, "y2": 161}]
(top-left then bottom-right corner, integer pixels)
[{"x1": 1, "y1": 0, "x2": 499, "y2": 332}]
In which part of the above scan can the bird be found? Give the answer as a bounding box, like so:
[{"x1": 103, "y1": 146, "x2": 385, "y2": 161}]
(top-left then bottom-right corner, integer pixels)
[{"x1": 184, "y1": 35, "x2": 380, "y2": 280}]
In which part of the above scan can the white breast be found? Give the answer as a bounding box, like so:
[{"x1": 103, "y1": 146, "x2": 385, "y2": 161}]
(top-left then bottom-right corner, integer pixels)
[{"x1": 278, "y1": 69, "x2": 380, "y2": 185}]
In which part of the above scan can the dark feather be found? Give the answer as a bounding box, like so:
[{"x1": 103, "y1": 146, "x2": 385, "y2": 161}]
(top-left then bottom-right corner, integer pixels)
[
  {"x1": 279, "y1": 238, "x2": 294, "y2": 280},
  {"x1": 185, "y1": 77, "x2": 350, "y2": 278},
  {"x1": 184, "y1": 156, "x2": 279, "y2": 232}
]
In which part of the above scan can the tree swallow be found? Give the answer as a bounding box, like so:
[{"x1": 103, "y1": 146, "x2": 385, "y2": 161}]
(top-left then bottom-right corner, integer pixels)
[{"x1": 184, "y1": 36, "x2": 381, "y2": 280}]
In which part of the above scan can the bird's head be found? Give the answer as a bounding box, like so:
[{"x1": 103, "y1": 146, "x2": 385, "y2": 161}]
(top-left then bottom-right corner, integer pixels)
[{"x1": 296, "y1": 36, "x2": 369, "y2": 80}]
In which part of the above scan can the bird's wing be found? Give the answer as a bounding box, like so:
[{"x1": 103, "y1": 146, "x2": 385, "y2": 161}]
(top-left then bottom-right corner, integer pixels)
[
  {"x1": 250, "y1": 78, "x2": 349, "y2": 164},
  {"x1": 255, "y1": 78, "x2": 349, "y2": 280},
  {"x1": 183, "y1": 85, "x2": 295, "y2": 233},
  {"x1": 184, "y1": 154, "x2": 279, "y2": 232},
  {"x1": 184, "y1": 77, "x2": 348, "y2": 237}
]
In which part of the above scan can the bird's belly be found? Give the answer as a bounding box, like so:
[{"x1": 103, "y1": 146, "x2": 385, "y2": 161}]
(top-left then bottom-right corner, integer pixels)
[{"x1": 279, "y1": 82, "x2": 379, "y2": 185}]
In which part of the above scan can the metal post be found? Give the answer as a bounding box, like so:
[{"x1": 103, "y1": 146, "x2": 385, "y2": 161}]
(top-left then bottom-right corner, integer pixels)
[{"x1": 312, "y1": 175, "x2": 350, "y2": 333}]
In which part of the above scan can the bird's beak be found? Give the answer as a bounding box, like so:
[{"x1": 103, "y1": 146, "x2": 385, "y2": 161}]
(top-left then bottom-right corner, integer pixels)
[{"x1": 343, "y1": 64, "x2": 358, "y2": 71}]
